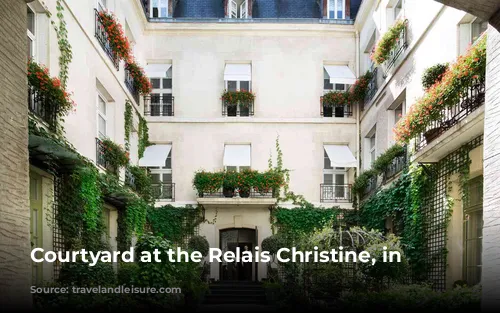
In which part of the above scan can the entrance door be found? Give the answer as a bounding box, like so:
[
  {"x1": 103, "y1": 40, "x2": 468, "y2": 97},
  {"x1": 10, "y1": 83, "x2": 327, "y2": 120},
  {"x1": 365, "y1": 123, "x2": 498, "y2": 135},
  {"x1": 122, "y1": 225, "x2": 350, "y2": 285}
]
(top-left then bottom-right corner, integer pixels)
[
  {"x1": 219, "y1": 228, "x2": 256, "y2": 281},
  {"x1": 30, "y1": 171, "x2": 43, "y2": 285}
]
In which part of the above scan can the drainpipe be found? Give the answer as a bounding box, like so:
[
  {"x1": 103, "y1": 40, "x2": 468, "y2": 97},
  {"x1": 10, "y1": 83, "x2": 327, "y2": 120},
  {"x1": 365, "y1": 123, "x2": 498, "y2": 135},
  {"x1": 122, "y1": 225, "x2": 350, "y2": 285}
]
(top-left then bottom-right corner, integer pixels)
[{"x1": 355, "y1": 30, "x2": 361, "y2": 180}]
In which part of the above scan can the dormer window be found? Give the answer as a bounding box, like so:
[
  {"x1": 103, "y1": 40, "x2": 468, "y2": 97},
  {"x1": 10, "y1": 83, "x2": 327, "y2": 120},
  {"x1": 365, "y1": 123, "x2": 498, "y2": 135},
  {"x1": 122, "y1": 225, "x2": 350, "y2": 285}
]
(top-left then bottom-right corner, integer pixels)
[
  {"x1": 328, "y1": 0, "x2": 346, "y2": 19},
  {"x1": 227, "y1": 0, "x2": 249, "y2": 19},
  {"x1": 150, "y1": 0, "x2": 169, "y2": 18}
]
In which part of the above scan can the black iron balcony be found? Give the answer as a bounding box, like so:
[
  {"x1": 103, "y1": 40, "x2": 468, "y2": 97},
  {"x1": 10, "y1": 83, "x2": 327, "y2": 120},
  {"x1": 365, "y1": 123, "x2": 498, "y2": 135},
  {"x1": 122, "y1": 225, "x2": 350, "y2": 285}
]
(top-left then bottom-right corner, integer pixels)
[
  {"x1": 152, "y1": 183, "x2": 175, "y2": 201},
  {"x1": 28, "y1": 85, "x2": 57, "y2": 129},
  {"x1": 125, "y1": 69, "x2": 141, "y2": 104},
  {"x1": 320, "y1": 184, "x2": 352, "y2": 203},
  {"x1": 222, "y1": 100, "x2": 254, "y2": 117},
  {"x1": 415, "y1": 78, "x2": 485, "y2": 152},
  {"x1": 198, "y1": 187, "x2": 274, "y2": 199},
  {"x1": 362, "y1": 176, "x2": 377, "y2": 199},
  {"x1": 144, "y1": 94, "x2": 174, "y2": 116},
  {"x1": 320, "y1": 103, "x2": 353, "y2": 117},
  {"x1": 96, "y1": 138, "x2": 117, "y2": 174},
  {"x1": 94, "y1": 9, "x2": 119, "y2": 70},
  {"x1": 382, "y1": 24, "x2": 408, "y2": 76},
  {"x1": 383, "y1": 149, "x2": 407, "y2": 182},
  {"x1": 364, "y1": 67, "x2": 379, "y2": 106}
]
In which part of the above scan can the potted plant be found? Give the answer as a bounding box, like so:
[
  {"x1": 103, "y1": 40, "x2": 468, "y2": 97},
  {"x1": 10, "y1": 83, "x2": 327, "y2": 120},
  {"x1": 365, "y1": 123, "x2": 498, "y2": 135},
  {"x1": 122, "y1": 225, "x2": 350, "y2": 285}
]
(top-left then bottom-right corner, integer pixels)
[
  {"x1": 238, "y1": 169, "x2": 256, "y2": 198},
  {"x1": 423, "y1": 127, "x2": 442, "y2": 143},
  {"x1": 193, "y1": 171, "x2": 224, "y2": 197},
  {"x1": 223, "y1": 170, "x2": 237, "y2": 198}
]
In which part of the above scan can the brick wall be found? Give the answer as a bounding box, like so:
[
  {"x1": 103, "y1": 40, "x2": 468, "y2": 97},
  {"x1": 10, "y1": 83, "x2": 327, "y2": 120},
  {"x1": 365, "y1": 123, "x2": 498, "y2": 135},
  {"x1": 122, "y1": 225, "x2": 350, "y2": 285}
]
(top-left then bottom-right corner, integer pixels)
[{"x1": 0, "y1": 0, "x2": 31, "y2": 310}]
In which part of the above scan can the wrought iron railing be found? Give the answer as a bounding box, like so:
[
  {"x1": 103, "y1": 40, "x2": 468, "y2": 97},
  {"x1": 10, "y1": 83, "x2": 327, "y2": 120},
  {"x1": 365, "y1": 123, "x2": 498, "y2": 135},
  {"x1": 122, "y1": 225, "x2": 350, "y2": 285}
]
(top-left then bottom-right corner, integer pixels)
[
  {"x1": 222, "y1": 100, "x2": 254, "y2": 117},
  {"x1": 28, "y1": 85, "x2": 57, "y2": 129},
  {"x1": 94, "y1": 9, "x2": 120, "y2": 70},
  {"x1": 320, "y1": 184, "x2": 352, "y2": 203},
  {"x1": 382, "y1": 23, "x2": 408, "y2": 76},
  {"x1": 125, "y1": 168, "x2": 136, "y2": 190},
  {"x1": 383, "y1": 149, "x2": 407, "y2": 182},
  {"x1": 320, "y1": 103, "x2": 353, "y2": 117},
  {"x1": 364, "y1": 67, "x2": 378, "y2": 106},
  {"x1": 96, "y1": 138, "x2": 117, "y2": 173},
  {"x1": 144, "y1": 94, "x2": 175, "y2": 116},
  {"x1": 198, "y1": 187, "x2": 274, "y2": 198},
  {"x1": 152, "y1": 183, "x2": 175, "y2": 201},
  {"x1": 125, "y1": 69, "x2": 140, "y2": 104},
  {"x1": 362, "y1": 176, "x2": 378, "y2": 198},
  {"x1": 415, "y1": 78, "x2": 485, "y2": 152}
]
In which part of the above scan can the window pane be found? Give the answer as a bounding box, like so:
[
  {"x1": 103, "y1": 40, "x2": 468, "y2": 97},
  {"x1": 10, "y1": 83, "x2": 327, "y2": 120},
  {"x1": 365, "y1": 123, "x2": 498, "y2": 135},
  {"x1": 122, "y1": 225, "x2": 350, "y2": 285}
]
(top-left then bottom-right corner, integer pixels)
[
  {"x1": 151, "y1": 173, "x2": 161, "y2": 184},
  {"x1": 163, "y1": 78, "x2": 172, "y2": 89},
  {"x1": 371, "y1": 150, "x2": 376, "y2": 163},
  {"x1": 165, "y1": 151, "x2": 172, "y2": 168},
  {"x1": 227, "y1": 81, "x2": 237, "y2": 91},
  {"x1": 335, "y1": 84, "x2": 345, "y2": 91},
  {"x1": 151, "y1": 78, "x2": 161, "y2": 89},
  {"x1": 336, "y1": 0, "x2": 344, "y2": 18},
  {"x1": 27, "y1": 36, "x2": 33, "y2": 59},
  {"x1": 335, "y1": 174, "x2": 345, "y2": 185},
  {"x1": 240, "y1": 81, "x2": 250, "y2": 91},
  {"x1": 226, "y1": 166, "x2": 237, "y2": 172},
  {"x1": 370, "y1": 136, "x2": 375, "y2": 148},
  {"x1": 98, "y1": 115, "x2": 106, "y2": 138},
  {"x1": 324, "y1": 153, "x2": 332, "y2": 169},
  {"x1": 162, "y1": 173, "x2": 172, "y2": 183},
  {"x1": 324, "y1": 79, "x2": 334, "y2": 90},
  {"x1": 98, "y1": 96, "x2": 106, "y2": 115},
  {"x1": 166, "y1": 67, "x2": 173, "y2": 78},
  {"x1": 27, "y1": 7, "x2": 35, "y2": 33},
  {"x1": 324, "y1": 174, "x2": 333, "y2": 185},
  {"x1": 328, "y1": 0, "x2": 335, "y2": 18}
]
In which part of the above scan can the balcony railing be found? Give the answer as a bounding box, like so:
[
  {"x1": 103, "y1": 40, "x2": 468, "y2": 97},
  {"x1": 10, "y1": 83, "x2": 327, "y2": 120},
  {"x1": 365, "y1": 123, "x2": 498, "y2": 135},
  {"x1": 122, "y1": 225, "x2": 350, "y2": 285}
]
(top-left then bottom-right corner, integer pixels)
[
  {"x1": 96, "y1": 138, "x2": 117, "y2": 173},
  {"x1": 222, "y1": 100, "x2": 254, "y2": 117},
  {"x1": 198, "y1": 187, "x2": 274, "y2": 199},
  {"x1": 152, "y1": 183, "x2": 175, "y2": 201},
  {"x1": 95, "y1": 9, "x2": 119, "y2": 70},
  {"x1": 144, "y1": 95, "x2": 174, "y2": 116},
  {"x1": 28, "y1": 85, "x2": 57, "y2": 129},
  {"x1": 320, "y1": 184, "x2": 352, "y2": 203},
  {"x1": 125, "y1": 69, "x2": 140, "y2": 104},
  {"x1": 415, "y1": 78, "x2": 485, "y2": 152},
  {"x1": 383, "y1": 149, "x2": 407, "y2": 182},
  {"x1": 125, "y1": 168, "x2": 136, "y2": 190},
  {"x1": 364, "y1": 67, "x2": 379, "y2": 106},
  {"x1": 320, "y1": 103, "x2": 353, "y2": 117},
  {"x1": 382, "y1": 24, "x2": 408, "y2": 76},
  {"x1": 362, "y1": 176, "x2": 377, "y2": 198}
]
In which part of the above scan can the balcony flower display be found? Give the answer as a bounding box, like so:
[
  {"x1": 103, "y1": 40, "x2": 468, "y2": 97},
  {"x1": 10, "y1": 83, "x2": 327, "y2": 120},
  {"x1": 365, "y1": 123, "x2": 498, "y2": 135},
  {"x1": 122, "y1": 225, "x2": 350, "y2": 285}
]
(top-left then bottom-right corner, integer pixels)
[
  {"x1": 193, "y1": 171, "x2": 225, "y2": 197},
  {"x1": 371, "y1": 19, "x2": 408, "y2": 65},
  {"x1": 27, "y1": 60, "x2": 76, "y2": 116},
  {"x1": 221, "y1": 90, "x2": 255, "y2": 107},
  {"x1": 321, "y1": 91, "x2": 352, "y2": 107},
  {"x1": 98, "y1": 10, "x2": 132, "y2": 62},
  {"x1": 394, "y1": 36, "x2": 486, "y2": 144},
  {"x1": 125, "y1": 61, "x2": 153, "y2": 95},
  {"x1": 101, "y1": 138, "x2": 130, "y2": 169},
  {"x1": 349, "y1": 70, "x2": 374, "y2": 102}
]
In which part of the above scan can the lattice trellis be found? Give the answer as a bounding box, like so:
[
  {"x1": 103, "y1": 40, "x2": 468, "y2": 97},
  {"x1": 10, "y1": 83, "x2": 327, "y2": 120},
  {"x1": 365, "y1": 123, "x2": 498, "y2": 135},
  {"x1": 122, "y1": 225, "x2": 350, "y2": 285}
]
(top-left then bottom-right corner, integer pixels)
[
  {"x1": 52, "y1": 175, "x2": 64, "y2": 280},
  {"x1": 420, "y1": 135, "x2": 483, "y2": 290}
]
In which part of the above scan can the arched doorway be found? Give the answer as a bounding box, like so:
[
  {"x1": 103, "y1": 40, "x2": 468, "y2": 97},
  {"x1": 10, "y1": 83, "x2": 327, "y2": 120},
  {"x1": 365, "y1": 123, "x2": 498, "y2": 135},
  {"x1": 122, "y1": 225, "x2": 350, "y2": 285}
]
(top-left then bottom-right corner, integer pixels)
[{"x1": 219, "y1": 228, "x2": 257, "y2": 281}]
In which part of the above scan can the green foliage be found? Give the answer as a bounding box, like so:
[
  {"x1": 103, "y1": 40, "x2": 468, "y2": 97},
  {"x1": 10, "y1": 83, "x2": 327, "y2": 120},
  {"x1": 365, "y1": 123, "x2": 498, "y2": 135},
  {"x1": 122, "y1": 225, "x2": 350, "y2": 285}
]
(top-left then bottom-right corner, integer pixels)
[
  {"x1": 124, "y1": 101, "x2": 133, "y2": 152},
  {"x1": 221, "y1": 90, "x2": 255, "y2": 107},
  {"x1": 349, "y1": 70, "x2": 375, "y2": 102},
  {"x1": 422, "y1": 63, "x2": 449, "y2": 90},
  {"x1": 187, "y1": 235, "x2": 210, "y2": 257},
  {"x1": 222, "y1": 170, "x2": 238, "y2": 189},
  {"x1": 351, "y1": 169, "x2": 378, "y2": 196},
  {"x1": 371, "y1": 19, "x2": 408, "y2": 65},
  {"x1": 58, "y1": 261, "x2": 116, "y2": 287},
  {"x1": 50, "y1": 0, "x2": 72, "y2": 89},
  {"x1": 272, "y1": 206, "x2": 342, "y2": 236},
  {"x1": 127, "y1": 165, "x2": 153, "y2": 203},
  {"x1": 101, "y1": 138, "x2": 129, "y2": 171},
  {"x1": 261, "y1": 234, "x2": 286, "y2": 255},
  {"x1": 193, "y1": 170, "x2": 224, "y2": 195},
  {"x1": 321, "y1": 90, "x2": 352, "y2": 107},
  {"x1": 372, "y1": 144, "x2": 405, "y2": 172},
  {"x1": 147, "y1": 205, "x2": 204, "y2": 244},
  {"x1": 336, "y1": 284, "x2": 481, "y2": 312},
  {"x1": 138, "y1": 117, "x2": 150, "y2": 159}
]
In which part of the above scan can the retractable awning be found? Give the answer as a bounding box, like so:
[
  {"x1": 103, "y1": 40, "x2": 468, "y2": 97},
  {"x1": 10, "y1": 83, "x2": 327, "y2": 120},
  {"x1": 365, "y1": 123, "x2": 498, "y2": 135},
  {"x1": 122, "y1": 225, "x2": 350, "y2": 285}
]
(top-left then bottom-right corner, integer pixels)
[
  {"x1": 139, "y1": 144, "x2": 171, "y2": 167},
  {"x1": 324, "y1": 145, "x2": 357, "y2": 168},
  {"x1": 224, "y1": 64, "x2": 252, "y2": 81},
  {"x1": 223, "y1": 144, "x2": 251, "y2": 167},
  {"x1": 324, "y1": 65, "x2": 356, "y2": 85},
  {"x1": 145, "y1": 64, "x2": 172, "y2": 78}
]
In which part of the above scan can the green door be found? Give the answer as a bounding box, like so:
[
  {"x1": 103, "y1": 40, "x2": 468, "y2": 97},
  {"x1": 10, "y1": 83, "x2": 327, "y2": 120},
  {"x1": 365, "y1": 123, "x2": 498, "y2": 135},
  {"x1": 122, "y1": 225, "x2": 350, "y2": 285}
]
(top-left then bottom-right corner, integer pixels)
[{"x1": 30, "y1": 171, "x2": 43, "y2": 285}]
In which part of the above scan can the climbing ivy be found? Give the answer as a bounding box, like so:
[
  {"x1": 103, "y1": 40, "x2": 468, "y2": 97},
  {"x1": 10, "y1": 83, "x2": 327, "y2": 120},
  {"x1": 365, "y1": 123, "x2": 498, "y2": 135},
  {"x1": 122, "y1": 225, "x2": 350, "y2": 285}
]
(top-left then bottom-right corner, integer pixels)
[
  {"x1": 138, "y1": 116, "x2": 150, "y2": 159},
  {"x1": 49, "y1": 0, "x2": 72, "y2": 88},
  {"x1": 124, "y1": 101, "x2": 133, "y2": 152}
]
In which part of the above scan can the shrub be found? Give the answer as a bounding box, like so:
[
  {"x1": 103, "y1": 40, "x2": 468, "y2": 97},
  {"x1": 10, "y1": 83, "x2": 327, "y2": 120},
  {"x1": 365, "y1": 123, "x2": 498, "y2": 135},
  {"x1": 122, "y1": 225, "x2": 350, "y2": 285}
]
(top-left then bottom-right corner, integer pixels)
[
  {"x1": 58, "y1": 260, "x2": 116, "y2": 287},
  {"x1": 372, "y1": 144, "x2": 405, "y2": 173},
  {"x1": 422, "y1": 63, "x2": 449, "y2": 90},
  {"x1": 262, "y1": 234, "x2": 286, "y2": 255},
  {"x1": 188, "y1": 235, "x2": 210, "y2": 257}
]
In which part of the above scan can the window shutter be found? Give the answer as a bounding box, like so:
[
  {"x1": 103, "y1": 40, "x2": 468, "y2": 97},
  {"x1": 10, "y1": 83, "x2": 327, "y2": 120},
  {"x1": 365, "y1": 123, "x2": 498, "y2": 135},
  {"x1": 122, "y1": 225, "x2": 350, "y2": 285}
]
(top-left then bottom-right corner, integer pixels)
[
  {"x1": 240, "y1": 0, "x2": 248, "y2": 18},
  {"x1": 229, "y1": 0, "x2": 237, "y2": 18}
]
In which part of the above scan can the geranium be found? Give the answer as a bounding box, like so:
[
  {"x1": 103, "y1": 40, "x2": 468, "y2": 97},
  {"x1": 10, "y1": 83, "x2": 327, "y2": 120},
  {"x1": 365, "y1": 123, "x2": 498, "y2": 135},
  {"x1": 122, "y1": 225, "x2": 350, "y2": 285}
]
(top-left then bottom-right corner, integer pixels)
[
  {"x1": 98, "y1": 10, "x2": 132, "y2": 62},
  {"x1": 27, "y1": 60, "x2": 76, "y2": 116},
  {"x1": 349, "y1": 70, "x2": 374, "y2": 102},
  {"x1": 321, "y1": 91, "x2": 352, "y2": 107},
  {"x1": 394, "y1": 35, "x2": 486, "y2": 144},
  {"x1": 125, "y1": 61, "x2": 152, "y2": 95},
  {"x1": 101, "y1": 138, "x2": 129, "y2": 170},
  {"x1": 371, "y1": 19, "x2": 408, "y2": 65},
  {"x1": 221, "y1": 90, "x2": 255, "y2": 107}
]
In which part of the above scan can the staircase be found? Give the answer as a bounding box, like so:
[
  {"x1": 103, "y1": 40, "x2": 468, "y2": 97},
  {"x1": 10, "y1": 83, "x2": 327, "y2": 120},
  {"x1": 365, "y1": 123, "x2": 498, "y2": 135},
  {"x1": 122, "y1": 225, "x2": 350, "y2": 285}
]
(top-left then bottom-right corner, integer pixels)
[{"x1": 203, "y1": 281, "x2": 267, "y2": 305}]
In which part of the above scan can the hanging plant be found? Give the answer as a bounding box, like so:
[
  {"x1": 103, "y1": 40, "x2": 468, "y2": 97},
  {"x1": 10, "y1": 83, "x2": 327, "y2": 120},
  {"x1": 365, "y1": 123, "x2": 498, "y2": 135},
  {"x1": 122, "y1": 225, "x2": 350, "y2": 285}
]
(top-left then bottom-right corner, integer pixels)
[
  {"x1": 125, "y1": 61, "x2": 152, "y2": 95},
  {"x1": 97, "y1": 10, "x2": 132, "y2": 62},
  {"x1": 138, "y1": 116, "x2": 151, "y2": 158},
  {"x1": 421, "y1": 63, "x2": 449, "y2": 90},
  {"x1": 27, "y1": 60, "x2": 76, "y2": 116},
  {"x1": 394, "y1": 36, "x2": 486, "y2": 144},
  {"x1": 101, "y1": 138, "x2": 129, "y2": 169},
  {"x1": 321, "y1": 90, "x2": 351, "y2": 107},
  {"x1": 349, "y1": 70, "x2": 374, "y2": 102},
  {"x1": 371, "y1": 19, "x2": 408, "y2": 65},
  {"x1": 221, "y1": 90, "x2": 255, "y2": 107}
]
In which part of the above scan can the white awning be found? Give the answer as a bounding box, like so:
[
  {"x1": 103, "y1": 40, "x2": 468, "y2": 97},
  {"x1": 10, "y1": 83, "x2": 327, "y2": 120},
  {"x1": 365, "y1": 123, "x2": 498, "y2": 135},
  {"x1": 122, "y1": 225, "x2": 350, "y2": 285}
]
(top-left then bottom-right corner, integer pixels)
[
  {"x1": 224, "y1": 64, "x2": 252, "y2": 81},
  {"x1": 223, "y1": 144, "x2": 251, "y2": 166},
  {"x1": 324, "y1": 145, "x2": 357, "y2": 168},
  {"x1": 139, "y1": 144, "x2": 171, "y2": 167},
  {"x1": 145, "y1": 64, "x2": 172, "y2": 78},
  {"x1": 324, "y1": 65, "x2": 356, "y2": 85}
]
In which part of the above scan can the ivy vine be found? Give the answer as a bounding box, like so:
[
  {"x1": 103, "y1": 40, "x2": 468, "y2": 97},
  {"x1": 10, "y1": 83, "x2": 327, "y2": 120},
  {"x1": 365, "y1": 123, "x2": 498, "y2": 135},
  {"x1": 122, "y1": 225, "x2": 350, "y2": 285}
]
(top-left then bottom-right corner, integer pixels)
[
  {"x1": 124, "y1": 101, "x2": 133, "y2": 152},
  {"x1": 50, "y1": 0, "x2": 73, "y2": 89},
  {"x1": 138, "y1": 116, "x2": 150, "y2": 159}
]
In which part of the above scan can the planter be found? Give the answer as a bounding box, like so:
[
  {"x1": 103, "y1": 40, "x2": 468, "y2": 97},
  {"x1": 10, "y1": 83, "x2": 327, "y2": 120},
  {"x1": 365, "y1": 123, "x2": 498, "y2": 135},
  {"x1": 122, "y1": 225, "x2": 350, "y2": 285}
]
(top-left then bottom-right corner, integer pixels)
[
  {"x1": 223, "y1": 187, "x2": 235, "y2": 198},
  {"x1": 323, "y1": 105, "x2": 333, "y2": 117},
  {"x1": 424, "y1": 127, "x2": 442, "y2": 143},
  {"x1": 198, "y1": 191, "x2": 204, "y2": 198},
  {"x1": 226, "y1": 104, "x2": 237, "y2": 116},
  {"x1": 239, "y1": 189, "x2": 250, "y2": 198}
]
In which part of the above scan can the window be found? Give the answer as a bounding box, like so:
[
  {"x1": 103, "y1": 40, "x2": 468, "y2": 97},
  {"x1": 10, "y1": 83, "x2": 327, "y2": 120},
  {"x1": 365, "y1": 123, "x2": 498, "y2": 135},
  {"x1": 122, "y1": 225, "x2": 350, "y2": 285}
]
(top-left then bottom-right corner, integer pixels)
[
  {"x1": 149, "y1": 67, "x2": 173, "y2": 116},
  {"x1": 150, "y1": 0, "x2": 168, "y2": 18},
  {"x1": 394, "y1": 102, "x2": 404, "y2": 125},
  {"x1": 97, "y1": 94, "x2": 107, "y2": 138},
  {"x1": 27, "y1": 6, "x2": 35, "y2": 60},
  {"x1": 471, "y1": 18, "x2": 488, "y2": 43},
  {"x1": 323, "y1": 149, "x2": 347, "y2": 198},
  {"x1": 323, "y1": 70, "x2": 350, "y2": 117},
  {"x1": 97, "y1": 0, "x2": 107, "y2": 11},
  {"x1": 227, "y1": 0, "x2": 249, "y2": 19},
  {"x1": 459, "y1": 17, "x2": 488, "y2": 55},
  {"x1": 328, "y1": 0, "x2": 346, "y2": 19},
  {"x1": 150, "y1": 149, "x2": 173, "y2": 200},
  {"x1": 370, "y1": 135, "x2": 376, "y2": 164},
  {"x1": 364, "y1": 126, "x2": 377, "y2": 170},
  {"x1": 225, "y1": 80, "x2": 251, "y2": 117},
  {"x1": 464, "y1": 176, "x2": 483, "y2": 286},
  {"x1": 394, "y1": 0, "x2": 403, "y2": 20}
]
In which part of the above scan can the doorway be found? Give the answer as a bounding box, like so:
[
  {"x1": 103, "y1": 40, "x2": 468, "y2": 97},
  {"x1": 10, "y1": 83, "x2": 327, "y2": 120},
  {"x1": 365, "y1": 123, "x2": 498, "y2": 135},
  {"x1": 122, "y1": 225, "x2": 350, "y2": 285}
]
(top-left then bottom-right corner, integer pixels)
[{"x1": 219, "y1": 228, "x2": 257, "y2": 281}]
